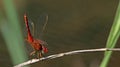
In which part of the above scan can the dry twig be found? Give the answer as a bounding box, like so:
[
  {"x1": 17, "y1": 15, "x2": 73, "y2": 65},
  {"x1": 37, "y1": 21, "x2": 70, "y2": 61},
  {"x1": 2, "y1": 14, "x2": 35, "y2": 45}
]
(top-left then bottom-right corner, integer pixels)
[{"x1": 14, "y1": 48, "x2": 120, "y2": 67}]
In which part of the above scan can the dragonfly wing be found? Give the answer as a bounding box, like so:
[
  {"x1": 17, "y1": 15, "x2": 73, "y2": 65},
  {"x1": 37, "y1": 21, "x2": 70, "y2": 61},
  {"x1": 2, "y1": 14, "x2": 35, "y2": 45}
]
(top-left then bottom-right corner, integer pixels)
[
  {"x1": 36, "y1": 13, "x2": 48, "y2": 39},
  {"x1": 28, "y1": 20, "x2": 35, "y2": 37}
]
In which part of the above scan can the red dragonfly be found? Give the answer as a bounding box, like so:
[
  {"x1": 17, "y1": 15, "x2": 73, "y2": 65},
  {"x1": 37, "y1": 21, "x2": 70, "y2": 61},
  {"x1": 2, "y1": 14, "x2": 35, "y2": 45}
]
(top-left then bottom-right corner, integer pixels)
[{"x1": 24, "y1": 13, "x2": 48, "y2": 59}]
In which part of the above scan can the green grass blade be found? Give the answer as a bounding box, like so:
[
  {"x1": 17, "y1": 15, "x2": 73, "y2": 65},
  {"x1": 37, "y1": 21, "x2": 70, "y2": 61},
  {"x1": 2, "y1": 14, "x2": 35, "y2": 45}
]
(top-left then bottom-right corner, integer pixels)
[
  {"x1": 100, "y1": 1, "x2": 120, "y2": 67},
  {"x1": 0, "y1": 0, "x2": 28, "y2": 65}
]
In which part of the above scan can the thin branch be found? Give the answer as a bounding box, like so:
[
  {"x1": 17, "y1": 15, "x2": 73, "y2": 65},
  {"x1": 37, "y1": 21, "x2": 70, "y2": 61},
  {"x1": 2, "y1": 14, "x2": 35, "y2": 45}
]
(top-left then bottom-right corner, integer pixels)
[{"x1": 14, "y1": 48, "x2": 120, "y2": 67}]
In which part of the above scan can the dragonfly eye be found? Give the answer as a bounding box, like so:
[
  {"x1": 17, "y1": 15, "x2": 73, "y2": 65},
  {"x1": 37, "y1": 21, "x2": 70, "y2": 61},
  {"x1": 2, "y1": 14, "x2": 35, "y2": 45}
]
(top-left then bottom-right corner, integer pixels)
[{"x1": 42, "y1": 46, "x2": 48, "y2": 53}]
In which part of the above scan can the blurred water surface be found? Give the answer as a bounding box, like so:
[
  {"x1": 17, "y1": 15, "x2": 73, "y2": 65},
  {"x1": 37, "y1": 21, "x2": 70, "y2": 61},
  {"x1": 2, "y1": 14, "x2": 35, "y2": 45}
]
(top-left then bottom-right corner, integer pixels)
[{"x1": 0, "y1": 0, "x2": 120, "y2": 67}]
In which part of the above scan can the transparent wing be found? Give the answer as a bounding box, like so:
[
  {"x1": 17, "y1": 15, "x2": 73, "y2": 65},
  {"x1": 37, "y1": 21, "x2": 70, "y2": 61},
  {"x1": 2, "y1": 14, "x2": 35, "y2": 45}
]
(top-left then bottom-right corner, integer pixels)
[
  {"x1": 41, "y1": 14, "x2": 48, "y2": 35},
  {"x1": 36, "y1": 13, "x2": 48, "y2": 39},
  {"x1": 27, "y1": 18, "x2": 35, "y2": 37}
]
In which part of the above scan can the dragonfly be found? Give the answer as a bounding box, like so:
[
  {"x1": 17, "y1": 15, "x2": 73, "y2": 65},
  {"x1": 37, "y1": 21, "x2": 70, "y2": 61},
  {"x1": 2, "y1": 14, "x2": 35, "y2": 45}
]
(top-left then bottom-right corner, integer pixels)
[{"x1": 24, "y1": 13, "x2": 48, "y2": 59}]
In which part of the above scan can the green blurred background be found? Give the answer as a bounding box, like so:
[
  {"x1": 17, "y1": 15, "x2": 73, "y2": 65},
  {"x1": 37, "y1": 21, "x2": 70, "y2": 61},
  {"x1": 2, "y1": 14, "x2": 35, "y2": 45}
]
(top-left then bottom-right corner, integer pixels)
[{"x1": 0, "y1": 0, "x2": 120, "y2": 67}]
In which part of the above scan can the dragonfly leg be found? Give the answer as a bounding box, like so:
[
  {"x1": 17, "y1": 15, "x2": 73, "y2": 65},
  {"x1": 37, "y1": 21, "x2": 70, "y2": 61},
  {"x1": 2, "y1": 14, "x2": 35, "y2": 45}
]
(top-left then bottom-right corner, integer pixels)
[
  {"x1": 36, "y1": 52, "x2": 43, "y2": 59},
  {"x1": 28, "y1": 51, "x2": 36, "y2": 61},
  {"x1": 30, "y1": 51, "x2": 36, "y2": 56}
]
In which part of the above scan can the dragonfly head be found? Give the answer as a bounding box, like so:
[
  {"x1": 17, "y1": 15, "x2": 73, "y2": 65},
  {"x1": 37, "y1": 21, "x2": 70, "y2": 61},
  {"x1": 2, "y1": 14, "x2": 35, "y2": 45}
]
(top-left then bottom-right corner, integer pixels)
[
  {"x1": 42, "y1": 46, "x2": 48, "y2": 53},
  {"x1": 38, "y1": 40, "x2": 48, "y2": 53}
]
